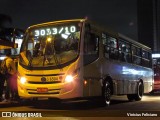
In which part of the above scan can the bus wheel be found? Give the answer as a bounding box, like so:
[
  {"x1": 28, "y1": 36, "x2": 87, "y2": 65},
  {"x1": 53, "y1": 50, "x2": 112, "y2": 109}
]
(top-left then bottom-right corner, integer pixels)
[
  {"x1": 134, "y1": 81, "x2": 144, "y2": 101},
  {"x1": 102, "y1": 81, "x2": 112, "y2": 106}
]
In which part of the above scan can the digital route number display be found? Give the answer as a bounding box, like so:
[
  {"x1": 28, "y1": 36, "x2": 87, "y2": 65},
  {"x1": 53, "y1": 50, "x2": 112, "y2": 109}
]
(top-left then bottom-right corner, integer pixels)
[{"x1": 34, "y1": 25, "x2": 77, "y2": 37}]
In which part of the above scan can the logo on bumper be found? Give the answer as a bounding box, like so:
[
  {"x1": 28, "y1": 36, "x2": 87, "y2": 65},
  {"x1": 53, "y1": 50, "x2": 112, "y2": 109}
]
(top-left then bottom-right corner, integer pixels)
[{"x1": 41, "y1": 77, "x2": 46, "y2": 82}]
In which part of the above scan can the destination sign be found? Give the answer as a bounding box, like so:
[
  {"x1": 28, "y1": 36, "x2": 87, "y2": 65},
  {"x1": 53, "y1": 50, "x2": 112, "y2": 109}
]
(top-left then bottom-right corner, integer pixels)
[{"x1": 34, "y1": 25, "x2": 77, "y2": 37}]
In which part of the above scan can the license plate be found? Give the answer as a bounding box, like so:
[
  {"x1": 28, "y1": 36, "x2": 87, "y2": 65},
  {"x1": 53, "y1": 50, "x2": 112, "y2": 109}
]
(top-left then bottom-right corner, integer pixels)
[{"x1": 37, "y1": 88, "x2": 48, "y2": 93}]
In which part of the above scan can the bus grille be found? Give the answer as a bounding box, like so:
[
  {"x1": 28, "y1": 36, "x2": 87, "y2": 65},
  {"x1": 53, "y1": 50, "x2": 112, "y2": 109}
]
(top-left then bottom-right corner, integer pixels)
[
  {"x1": 28, "y1": 81, "x2": 61, "y2": 84},
  {"x1": 28, "y1": 92, "x2": 60, "y2": 95},
  {"x1": 27, "y1": 88, "x2": 60, "y2": 95}
]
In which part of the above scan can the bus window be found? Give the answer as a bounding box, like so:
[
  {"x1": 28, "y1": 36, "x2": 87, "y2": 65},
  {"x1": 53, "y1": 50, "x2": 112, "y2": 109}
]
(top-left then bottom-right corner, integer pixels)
[
  {"x1": 20, "y1": 23, "x2": 81, "y2": 67},
  {"x1": 84, "y1": 32, "x2": 99, "y2": 65},
  {"x1": 142, "y1": 50, "x2": 150, "y2": 67},
  {"x1": 103, "y1": 34, "x2": 118, "y2": 60},
  {"x1": 66, "y1": 32, "x2": 79, "y2": 51},
  {"x1": 33, "y1": 42, "x2": 40, "y2": 57},
  {"x1": 132, "y1": 46, "x2": 141, "y2": 65},
  {"x1": 119, "y1": 40, "x2": 131, "y2": 63}
]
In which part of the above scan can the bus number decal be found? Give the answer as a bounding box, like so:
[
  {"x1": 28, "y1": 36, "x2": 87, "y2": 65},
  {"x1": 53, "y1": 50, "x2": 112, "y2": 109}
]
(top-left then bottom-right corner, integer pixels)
[
  {"x1": 70, "y1": 26, "x2": 76, "y2": 33},
  {"x1": 46, "y1": 28, "x2": 51, "y2": 35},
  {"x1": 35, "y1": 30, "x2": 39, "y2": 36},
  {"x1": 52, "y1": 28, "x2": 57, "y2": 35},
  {"x1": 40, "y1": 29, "x2": 45, "y2": 36}
]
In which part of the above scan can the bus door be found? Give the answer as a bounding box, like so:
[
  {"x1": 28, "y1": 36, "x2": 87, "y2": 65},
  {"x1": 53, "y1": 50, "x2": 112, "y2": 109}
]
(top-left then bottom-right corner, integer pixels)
[{"x1": 83, "y1": 27, "x2": 102, "y2": 96}]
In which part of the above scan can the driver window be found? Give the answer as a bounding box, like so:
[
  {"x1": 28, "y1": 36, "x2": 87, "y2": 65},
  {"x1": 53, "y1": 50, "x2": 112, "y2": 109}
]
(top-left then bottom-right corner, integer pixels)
[{"x1": 84, "y1": 32, "x2": 99, "y2": 65}]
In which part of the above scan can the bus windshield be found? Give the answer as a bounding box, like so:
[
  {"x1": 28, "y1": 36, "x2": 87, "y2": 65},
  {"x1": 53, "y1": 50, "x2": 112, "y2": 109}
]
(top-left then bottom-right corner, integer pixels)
[{"x1": 20, "y1": 22, "x2": 81, "y2": 68}]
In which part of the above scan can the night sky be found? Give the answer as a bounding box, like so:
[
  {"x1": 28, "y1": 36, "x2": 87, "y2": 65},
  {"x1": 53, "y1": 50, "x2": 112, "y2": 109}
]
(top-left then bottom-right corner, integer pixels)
[{"x1": 0, "y1": 0, "x2": 137, "y2": 40}]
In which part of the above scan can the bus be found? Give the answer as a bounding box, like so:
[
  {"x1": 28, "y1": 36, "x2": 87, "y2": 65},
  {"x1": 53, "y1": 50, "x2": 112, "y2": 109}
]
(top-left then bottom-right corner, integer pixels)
[{"x1": 17, "y1": 19, "x2": 153, "y2": 105}]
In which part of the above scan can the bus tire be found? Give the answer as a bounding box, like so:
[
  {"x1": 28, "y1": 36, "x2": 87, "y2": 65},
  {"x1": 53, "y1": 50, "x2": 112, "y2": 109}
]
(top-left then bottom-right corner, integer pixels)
[
  {"x1": 102, "y1": 81, "x2": 112, "y2": 106},
  {"x1": 134, "y1": 81, "x2": 144, "y2": 101}
]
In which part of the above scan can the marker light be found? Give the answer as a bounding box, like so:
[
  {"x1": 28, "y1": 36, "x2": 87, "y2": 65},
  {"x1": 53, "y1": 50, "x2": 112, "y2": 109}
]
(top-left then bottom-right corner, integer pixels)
[
  {"x1": 84, "y1": 80, "x2": 87, "y2": 85},
  {"x1": 65, "y1": 75, "x2": 73, "y2": 83},
  {"x1": 20, "y1": 77, "x2": 27, "y2": 84}
]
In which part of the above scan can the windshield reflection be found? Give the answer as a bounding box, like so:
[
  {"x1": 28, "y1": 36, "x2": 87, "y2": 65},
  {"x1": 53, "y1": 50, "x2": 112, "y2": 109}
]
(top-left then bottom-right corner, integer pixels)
[{"x1": 20, "y1": 32, "x2": 80, "y2": 67}]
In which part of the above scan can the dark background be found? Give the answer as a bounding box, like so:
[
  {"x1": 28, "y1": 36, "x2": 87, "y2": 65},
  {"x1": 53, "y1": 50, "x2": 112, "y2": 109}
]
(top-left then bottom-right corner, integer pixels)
[{"x1": 0, "y1": 0, "x2": 138, "y2": 40}]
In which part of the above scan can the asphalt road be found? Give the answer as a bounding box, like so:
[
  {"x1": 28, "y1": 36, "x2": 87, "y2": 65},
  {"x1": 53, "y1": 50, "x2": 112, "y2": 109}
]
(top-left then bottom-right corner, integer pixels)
[{"x1": 0, "y1": 93, "x2": 160, "y2": 119}]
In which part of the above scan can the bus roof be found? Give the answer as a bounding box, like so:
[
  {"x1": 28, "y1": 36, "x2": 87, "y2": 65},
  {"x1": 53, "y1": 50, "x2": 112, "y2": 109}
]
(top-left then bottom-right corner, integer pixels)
[
  {"x1": 28, "y1": 19, "x2": 86, "y2": 29},
  {"x1": 86, "y1": 20, "x2": 151, "y2": 51},
  {"x1": 26, "y1": 18, "x2": 151, "y2": 52}
]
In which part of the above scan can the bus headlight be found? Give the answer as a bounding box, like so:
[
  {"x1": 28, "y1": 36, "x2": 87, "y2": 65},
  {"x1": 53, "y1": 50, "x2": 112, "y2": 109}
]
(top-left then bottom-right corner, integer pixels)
[
  {"x1": 20, "y1": 77, "x2": 27, "y2": 84},
  {"x1": 65, "y1": 75, "x2": 74, "y2": 83}
]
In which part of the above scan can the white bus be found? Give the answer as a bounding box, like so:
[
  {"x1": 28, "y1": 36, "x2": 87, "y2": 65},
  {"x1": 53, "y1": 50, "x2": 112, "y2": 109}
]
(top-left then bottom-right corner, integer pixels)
[{"x1": 17, "y1": 19, "x2": 153, "y2": 105}]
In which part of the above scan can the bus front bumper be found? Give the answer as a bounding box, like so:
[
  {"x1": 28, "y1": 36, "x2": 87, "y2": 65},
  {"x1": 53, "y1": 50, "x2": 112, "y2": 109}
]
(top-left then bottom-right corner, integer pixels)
[{"x1": 18, "y1": 81, "x2": 79, "y2": 99}]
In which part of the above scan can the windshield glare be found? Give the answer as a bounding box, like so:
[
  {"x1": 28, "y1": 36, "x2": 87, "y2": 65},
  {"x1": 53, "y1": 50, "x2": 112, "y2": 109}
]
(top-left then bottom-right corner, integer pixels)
[{"x1": 20, "y1": 23, "x2": 81, "y2": 67}]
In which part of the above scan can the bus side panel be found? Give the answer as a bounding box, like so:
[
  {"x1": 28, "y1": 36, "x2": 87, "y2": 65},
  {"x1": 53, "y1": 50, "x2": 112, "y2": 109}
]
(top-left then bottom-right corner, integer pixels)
[
  {"x1": 83, "y1": 59, "x2": 103, "y2": 97},
  {"x1": 101, "y1": 59, "x2": 139, "y2": 95},
  {"x1": 83, "y1": 57, "x2": 153, "y2": 96},
  {"x1": 83, "y1": 79, "x2": 102, "y2": 97},
  {"x1": 83, "y1": 58, "x2": 139, "y2": 96},
  {"x1": 132, "y1": 65, "x2": 153, "y2": 93}
]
